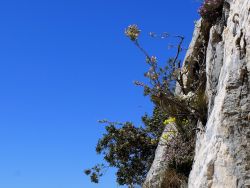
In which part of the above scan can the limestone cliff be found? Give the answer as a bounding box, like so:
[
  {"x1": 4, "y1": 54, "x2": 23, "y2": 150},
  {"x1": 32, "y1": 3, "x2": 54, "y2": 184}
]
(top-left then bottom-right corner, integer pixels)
[{"x1": 144, "y1": 0, "x2": 250, "y2": 187}]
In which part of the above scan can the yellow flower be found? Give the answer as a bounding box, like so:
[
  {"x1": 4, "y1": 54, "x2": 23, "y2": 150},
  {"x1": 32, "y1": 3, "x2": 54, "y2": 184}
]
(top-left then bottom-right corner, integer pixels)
[
  {"x1": 162, "y1": 132, "x2": 171, "y2": 140},
  {"x1": 163, "y1": 117, "x2": 176, "y2": 125},
  {"x1": 162, "y1": 130, "x2": 177, "y2": 141}
]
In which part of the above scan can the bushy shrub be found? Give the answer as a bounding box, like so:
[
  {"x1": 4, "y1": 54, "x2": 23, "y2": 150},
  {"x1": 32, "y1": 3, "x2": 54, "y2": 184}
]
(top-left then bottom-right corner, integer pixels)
[
  {"x1": 199, "y1": 0, "x2": 224, "y2": 21},
  {"x1": 84, "y1": 107, "x2": 167, "y2": 186},
  {"x1": 161, "y1": 118, "x2": 195, "y2": 177},
  {"x1": 164, "y1": 129, "x2": 195, "y2": 177}
]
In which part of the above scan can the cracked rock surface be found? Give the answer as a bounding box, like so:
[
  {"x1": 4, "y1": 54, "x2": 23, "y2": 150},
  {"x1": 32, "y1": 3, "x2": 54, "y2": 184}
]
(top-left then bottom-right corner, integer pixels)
[
  {"x1": 189, "y1": 0, "x2": 250, "y2": 187},
  {"x1": 144, "y1": 0, "x2": 250, "y2": 187}
]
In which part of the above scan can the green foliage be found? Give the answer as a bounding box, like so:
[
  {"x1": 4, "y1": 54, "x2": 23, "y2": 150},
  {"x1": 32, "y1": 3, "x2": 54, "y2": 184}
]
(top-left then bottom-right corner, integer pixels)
[
  {"x1": 162, "y1": 131, "x2": 177, "y2": 141},
  {"x1": 124, "y1": 25, "x2": 207, "y2": 184},
  {"x1": 161, "y1": 117, "x2": 195, "y2": 177},
  {"x1": 85, "y1": 107, "x2": 167, "y2": 186},
  {"x1": 86, "y1": 25, "x2": 208, "y2": 187},
  {"x1": 164, "y1": 124, "x2": 195, "y2": 177},
  {"x1": 84, "y1": 164, "x2": 105, "y2": 183}
]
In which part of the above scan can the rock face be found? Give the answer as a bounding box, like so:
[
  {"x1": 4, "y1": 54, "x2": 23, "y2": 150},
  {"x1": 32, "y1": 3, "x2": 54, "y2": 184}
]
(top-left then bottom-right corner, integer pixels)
[
  {"x1": 143, "y1": 123, "x2": 178, "y2": 188},
  {"x1": 189, "y1": 0, "x2": 250, "y2": 187},
  {"x1": 144, "y1": 0, "x2": 250, "y2": 187},
  {"x1": 143, "y1": 123, "x2": 188, "y2": 188}
]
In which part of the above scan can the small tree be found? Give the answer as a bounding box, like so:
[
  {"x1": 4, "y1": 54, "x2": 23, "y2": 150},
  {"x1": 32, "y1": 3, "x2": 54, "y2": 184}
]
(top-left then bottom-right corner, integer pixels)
[{"x1": 84, "y1": 107, "x2": 167, "y2": 186}]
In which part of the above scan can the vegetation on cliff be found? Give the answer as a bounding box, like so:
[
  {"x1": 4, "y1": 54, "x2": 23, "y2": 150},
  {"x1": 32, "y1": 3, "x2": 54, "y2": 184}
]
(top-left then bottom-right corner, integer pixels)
[
  {"x1": 84, "y1": 107, "x2": 167, "y2": 186},
  {"x1": 85, "y1": 24, "x2": 208, "y2": 187},
  {"x1": 199, "y1": 0, "x2": 224, "y2": 21},
  {"x1": 84, "y1": 1, "x2": 223, "y2": 186}
]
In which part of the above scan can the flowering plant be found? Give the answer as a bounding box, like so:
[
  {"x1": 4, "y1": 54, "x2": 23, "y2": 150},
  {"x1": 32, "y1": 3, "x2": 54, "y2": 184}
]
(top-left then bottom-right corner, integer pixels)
[
  {"x1": 125, "y1": 24, "x2": 141, "y2": 41},
  {"x1": 198, "y1": 0, "x2": 224, "y2": 20},
  {"x1": 125, "y1": 25, "x2": 207, "y2": 124}
]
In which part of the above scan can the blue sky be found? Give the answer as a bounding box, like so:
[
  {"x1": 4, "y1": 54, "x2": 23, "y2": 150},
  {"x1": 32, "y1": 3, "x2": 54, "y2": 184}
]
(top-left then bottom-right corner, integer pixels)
[{"x1": 0, "y1": 0, "x2": 200, "y2": 187}]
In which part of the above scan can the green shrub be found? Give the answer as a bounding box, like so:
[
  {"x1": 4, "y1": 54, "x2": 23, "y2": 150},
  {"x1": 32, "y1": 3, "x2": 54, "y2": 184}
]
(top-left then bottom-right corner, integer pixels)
[{"x1": 84, "y1": 107, "x2": 167, "y2": 186}]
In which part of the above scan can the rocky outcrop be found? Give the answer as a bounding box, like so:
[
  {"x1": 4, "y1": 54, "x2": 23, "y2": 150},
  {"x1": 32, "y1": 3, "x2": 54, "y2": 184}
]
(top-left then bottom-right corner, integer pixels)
[
  {"x1": 189, "y1": 0, "x2": 250, "y2": 187},
  {"x1": 144, "y1": 0, "x2": 250, "y2": 187},
  {"x1": 143, "y1": 123, "x2": 188, "y2": 188}
]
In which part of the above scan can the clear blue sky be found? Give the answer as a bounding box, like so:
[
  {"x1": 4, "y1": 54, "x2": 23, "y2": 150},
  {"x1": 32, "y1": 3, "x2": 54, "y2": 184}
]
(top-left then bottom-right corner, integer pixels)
[{"x1": 0, "y1": 0, "x2": 200, "y2": 187}]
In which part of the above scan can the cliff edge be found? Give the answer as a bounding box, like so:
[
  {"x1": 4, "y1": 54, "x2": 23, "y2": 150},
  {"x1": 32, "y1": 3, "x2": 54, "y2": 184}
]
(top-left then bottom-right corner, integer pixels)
[{"x1": 144, "y1": 0, "x2": 250, "y2": 187}]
